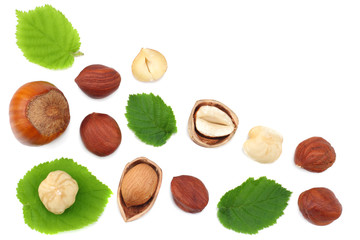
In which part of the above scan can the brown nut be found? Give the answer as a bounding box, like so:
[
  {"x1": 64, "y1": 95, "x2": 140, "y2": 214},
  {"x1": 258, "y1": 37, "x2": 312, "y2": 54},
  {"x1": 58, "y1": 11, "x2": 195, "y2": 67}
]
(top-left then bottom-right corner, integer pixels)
[
  {"x1": 75, "y1": 64, "x2": 121, "y2": 98},
  {"x1": 188, "y1": 99, "x2": 238, "y2": 147},
  {"x1": 121, "y1": 163, "x2": 158, "y2": 207},
  {"x1": 298, "y1": 187, "x2": 342, "y2": 226},
  {"x1": 9, "y1": 81, "x2": 70, "y2": 146},
  {"x1": 117, "y1": 157, "x2": 162, "y2": 222},
  {"x1": 171, "y1": 175, "x2": 209, "y2": 213},
  {"x1": 295, "y1": 137, "x2": 336, "y2": 172},
  {"x1": 80, "y1": 112, "x2": 121, "y2": 157}
]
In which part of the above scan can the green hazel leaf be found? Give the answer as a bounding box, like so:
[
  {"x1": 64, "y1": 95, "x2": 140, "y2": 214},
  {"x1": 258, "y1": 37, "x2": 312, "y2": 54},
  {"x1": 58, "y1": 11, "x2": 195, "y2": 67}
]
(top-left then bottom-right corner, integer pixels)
[
  {"x1": 217, "y1": 176, "x2": 292, "y2": 235},
  {"x1": 16, "y1": 158, "x2": 112, "y2": 234},
  {"x1": 16, "y1": 5, "x2": 82, "y2": 69},
  {"x1": 125, "y1": 93, "x2": 177, "y2": 147}
]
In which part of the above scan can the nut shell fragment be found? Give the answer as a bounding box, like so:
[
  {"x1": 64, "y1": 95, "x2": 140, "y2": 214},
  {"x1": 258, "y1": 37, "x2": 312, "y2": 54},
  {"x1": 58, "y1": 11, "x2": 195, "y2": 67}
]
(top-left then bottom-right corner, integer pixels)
[
  {"x1": 188, "y1": 99, "x2": 238, "y2": 147},
  {"x1": 117, "y1": 157, "x2": 162, "y2": 222}
]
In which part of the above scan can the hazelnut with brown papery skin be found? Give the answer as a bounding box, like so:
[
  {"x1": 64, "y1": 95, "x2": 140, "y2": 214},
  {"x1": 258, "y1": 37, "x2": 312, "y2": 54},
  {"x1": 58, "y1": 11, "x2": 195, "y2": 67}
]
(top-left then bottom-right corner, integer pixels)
[
  {"x1": 117, "y1": 157, "x2": 162, "y2": 222},
  {"x1": 295, "y1": 137, "x2": 336, "y2": 172},
  {"x1": 171, "y1": 175, "x2": 209, "y2": 213},
  {"x1": 298, "y1": 187, "x2": 342, "y2": 226},
  {"x1": 75, "y1": 64, "x2": 121, "y2": 99},
  {"x1": 80, "y1": 113, "x2": 121, "y2": 157}
]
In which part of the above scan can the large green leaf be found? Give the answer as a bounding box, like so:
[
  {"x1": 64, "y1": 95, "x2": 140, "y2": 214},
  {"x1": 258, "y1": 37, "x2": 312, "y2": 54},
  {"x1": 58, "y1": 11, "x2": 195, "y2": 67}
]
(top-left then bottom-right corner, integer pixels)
[
  {"x1": 217, "y1": 177, "x2": 292, "y2": 234},
  {"x1": 125, "y1": 93, "x2": 177, "y2": 146},
  {"x1": 16, "y1": 158, "x2": 112, "y2": 234},
  {"x1": 16, "y1": 5, "x2": 82, "y2": 69}
]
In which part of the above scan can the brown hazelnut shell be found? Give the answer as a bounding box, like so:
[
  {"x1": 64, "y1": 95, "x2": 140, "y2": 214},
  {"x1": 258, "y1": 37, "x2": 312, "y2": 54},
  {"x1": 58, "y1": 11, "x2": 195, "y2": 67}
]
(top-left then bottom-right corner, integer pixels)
[
  {"x1": 80, "y1": 112, "x2": 122, "y2": 157},
  {"x1": 117, "y1": 157, "x2": 162, "y2": 222},
  {"x1": 295, "y1": 137, "x2": 336, "y2": 172},
  {"x1": 75, "y1": 64, "x2": 121, "y2": 98},
  {"x1": 188, "y1": 99, "x2": 239, "y2": 148},
  {"x1": 298, "y1": 187, "x2": 342, "y2": 226},
  {"x1": 9, "y1": 81, "x2": 70, "y2": 146}
]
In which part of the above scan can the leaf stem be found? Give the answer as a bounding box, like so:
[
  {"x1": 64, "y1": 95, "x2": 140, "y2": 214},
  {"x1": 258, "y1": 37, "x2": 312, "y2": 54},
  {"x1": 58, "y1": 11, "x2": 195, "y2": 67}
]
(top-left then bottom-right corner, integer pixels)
[{"x1": 72, "y1": 51, "x2": 84, "y2": 57}]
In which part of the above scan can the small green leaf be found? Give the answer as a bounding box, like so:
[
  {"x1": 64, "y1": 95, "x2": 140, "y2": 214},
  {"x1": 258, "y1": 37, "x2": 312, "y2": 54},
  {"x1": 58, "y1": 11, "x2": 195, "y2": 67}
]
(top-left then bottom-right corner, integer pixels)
[
  {"x1": 125, "y1": 93, "x2": 177, "y2": 146},
  {"x1": 16, "y1": 5, "x2": 82, "y2": 69},
  {"x1": 217, "y1": 177, "x2": 292, "y2": 234},
  {"x1": 17, "y1": 158, "x2": 112, "y2": 234}
]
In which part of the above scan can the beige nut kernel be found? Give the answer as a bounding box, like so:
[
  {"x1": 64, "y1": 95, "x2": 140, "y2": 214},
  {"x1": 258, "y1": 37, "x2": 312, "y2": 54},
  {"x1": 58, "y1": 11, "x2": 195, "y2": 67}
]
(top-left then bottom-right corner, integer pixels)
[
  {"x1": 38, "y1": 170, "x2": 79, "y2": 214},
  {"x1": 131, "y1": 48, "x2": 167, "y2": 82},
  {"x1": 195, "y1": 105, "x2": 235, "y2": 137},
  {"x1": 243, "y1": 126, "x2": 283, "y2": 163}
]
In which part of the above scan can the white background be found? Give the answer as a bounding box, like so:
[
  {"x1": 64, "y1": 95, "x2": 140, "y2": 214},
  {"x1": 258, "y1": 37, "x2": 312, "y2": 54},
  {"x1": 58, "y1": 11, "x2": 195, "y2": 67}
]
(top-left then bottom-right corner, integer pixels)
[{"x1": 0, "y1": 0, "x2": 359, "y2": 239}]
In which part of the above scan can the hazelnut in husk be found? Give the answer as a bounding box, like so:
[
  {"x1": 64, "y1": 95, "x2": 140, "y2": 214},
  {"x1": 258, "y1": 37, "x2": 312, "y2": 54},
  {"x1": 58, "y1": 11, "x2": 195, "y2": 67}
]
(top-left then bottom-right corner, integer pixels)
[{"x1": 9, "y1": 81, "x2": 70, "y2": 146}]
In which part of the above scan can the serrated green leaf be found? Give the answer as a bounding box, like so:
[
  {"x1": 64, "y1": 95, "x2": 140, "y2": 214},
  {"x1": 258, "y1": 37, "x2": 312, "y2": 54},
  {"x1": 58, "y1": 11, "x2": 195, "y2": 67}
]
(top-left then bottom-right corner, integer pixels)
[
  {"x1": 217, "y1": 177, "x2": 291, "y2": 234},
  {"x1": 125, "y1": 93, "x2": 177, "y2": 146},
  {"x1": 16, "y1": 158, "x2": 112, "y2": 234},
  {"x1": 16, "y1": 5, "x2": 82, "y2": 69}
]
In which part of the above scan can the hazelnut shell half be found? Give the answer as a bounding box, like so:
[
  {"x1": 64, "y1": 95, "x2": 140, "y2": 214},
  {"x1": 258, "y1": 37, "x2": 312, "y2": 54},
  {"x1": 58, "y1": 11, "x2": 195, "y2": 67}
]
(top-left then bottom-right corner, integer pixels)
[
  {"x1": 188, "y1": 99, "x2": 239, "y2": 147},
  {"x1": 117, "y1": 157, "x2": 162, "y2": 222}
]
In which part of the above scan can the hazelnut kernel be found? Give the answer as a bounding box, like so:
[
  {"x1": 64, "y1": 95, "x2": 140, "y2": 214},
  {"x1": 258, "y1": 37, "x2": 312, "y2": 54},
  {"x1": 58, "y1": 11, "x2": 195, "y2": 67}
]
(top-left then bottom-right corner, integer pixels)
[{"x1": 131, "y1": 48, "x2": 167, "y2": 82}]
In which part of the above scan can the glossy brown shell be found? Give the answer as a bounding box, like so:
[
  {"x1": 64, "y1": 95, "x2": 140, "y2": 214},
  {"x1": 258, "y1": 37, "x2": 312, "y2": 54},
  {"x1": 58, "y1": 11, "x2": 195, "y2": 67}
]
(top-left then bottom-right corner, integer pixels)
[
  {"x1": 9, "y1": 81, "x2": 70, "y2": 146},
  {"x1": 188, "y1": 99, "x2": 239, "y2": 147},
  {"x1": 117, "y1": 157, "x2": 162, "y2": 222}
]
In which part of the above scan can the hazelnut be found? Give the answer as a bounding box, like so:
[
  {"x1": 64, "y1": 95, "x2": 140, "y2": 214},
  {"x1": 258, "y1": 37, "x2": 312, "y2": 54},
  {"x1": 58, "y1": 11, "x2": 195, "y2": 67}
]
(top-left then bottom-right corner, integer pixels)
[
  {"x1": 75, "y1": 64, "x2": 121, "y2": 98},
  {"x1": 188, "y1": 99, "x2": 239, "y2": 147},
  {"x1": 38, "y1": 170, "x2": 78, "y2": 214},
  {"x1": 243, "y1": 126, "x2": 283, "y2": 163},
  {"x1": 295, "y1": 137, "x2": 336, "y2": 172},
  {"x1": 80, "y1": 113, "x2": 122, "y2": 157},
  {"x1": 131, "y1": 48, "x2": 167, "y2": 82},
  {"x1": 298, "y1": 187, "x2": 342, "y2": 226},
  {"x1": 117, "y1": 157, "x2": 162, "y2": 222},
  {"x1": 121, "y1": 163, "x2": 158, "y2": 207},
  {"x1": 171, "y1": 175, "x2": 209, "y2": 213},
  {"x1": 9, "y1": 81, "x2": 70, "y2": 146}
]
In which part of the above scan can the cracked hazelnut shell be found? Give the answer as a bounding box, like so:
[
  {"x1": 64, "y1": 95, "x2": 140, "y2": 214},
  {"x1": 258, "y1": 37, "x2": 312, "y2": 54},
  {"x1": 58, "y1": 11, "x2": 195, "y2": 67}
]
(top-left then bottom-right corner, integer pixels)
[
  {"x1": 9, "y1": 81, "x2": 70, "y2": 146},
  {"x1": 80, "y1": 112, "x2": 121, "y2": 157},
  {"x1": 188, "y1": 99, "x2": 238, "y2": 148},
  {"x1": 298, "y1": 187, "x2": 342, "y2": 226},
  {"x1": 295, "y1": 137, "x2": 336, "y2": 172},
  {"x1": 117, "y1": 157, "x2": 162, "y2": 222}
]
